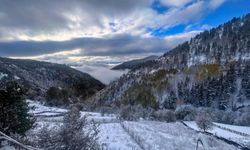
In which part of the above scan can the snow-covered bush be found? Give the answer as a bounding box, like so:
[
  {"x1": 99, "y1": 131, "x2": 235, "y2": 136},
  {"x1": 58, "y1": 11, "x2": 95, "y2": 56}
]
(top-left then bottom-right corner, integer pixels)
[
  {"x1": 175, "y1": 105, "x2": 197, "y2": 120},
  {"x1": 208, "y1": 109, "x2": 224, "y2": 122},
  {"x1": 119, "y1": 105, "x2": 138, "y2": 121},
  {"x1": 195, "y1": 111, "x2": 213, "y2": 132},
  {"x1": 221, "y1": 111, "x2": 237, "y2": 124},
  {"x1": 99, "y1": 106, "x2": 115, "y2": 116},
  {"x1": 153, "y1": 109, "x2": 176, "y2": 122},
  {"x1": 36, "y1": 106, "x2": 100, "y2": 150},
  {"x1": 237, "y1": 111, "x2": 250, "y2": 126},
  {"x1": 119, "y1": 105, "x2": 153, "y2": 121}
]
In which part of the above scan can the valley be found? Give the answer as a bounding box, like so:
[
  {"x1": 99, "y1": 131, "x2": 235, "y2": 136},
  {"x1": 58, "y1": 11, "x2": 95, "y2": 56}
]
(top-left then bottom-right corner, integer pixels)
[{"x1": 0, "y1": 2, "x2": 250, "y2": 149}]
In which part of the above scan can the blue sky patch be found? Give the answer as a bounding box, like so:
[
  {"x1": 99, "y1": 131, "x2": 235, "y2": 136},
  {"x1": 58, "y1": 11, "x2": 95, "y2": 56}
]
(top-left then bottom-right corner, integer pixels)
[
  {"x1": 149, "y1": 24, "x2": 187, "y2": 37},
  {"x1": 151, "y1": 0, "x2": 168, "y2": 14},
  {"x1": 149, "y1": 0, "x2": 250, "y2": 38}
]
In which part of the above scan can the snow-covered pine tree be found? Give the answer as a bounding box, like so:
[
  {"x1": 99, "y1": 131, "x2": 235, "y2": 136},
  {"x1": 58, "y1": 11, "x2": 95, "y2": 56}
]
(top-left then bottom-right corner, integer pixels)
[
  {"x1": 37, "y1": 106, "x2": 100, "y2": 150},
  {"x1": 0, "y1": 81, "x2": 35, "y2": 136}
]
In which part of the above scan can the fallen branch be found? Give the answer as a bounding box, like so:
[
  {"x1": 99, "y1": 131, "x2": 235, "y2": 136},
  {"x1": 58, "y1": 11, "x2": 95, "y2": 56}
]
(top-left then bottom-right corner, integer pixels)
[{"x1": 0, "y1": 131, "x2": 40, "y2": 150}]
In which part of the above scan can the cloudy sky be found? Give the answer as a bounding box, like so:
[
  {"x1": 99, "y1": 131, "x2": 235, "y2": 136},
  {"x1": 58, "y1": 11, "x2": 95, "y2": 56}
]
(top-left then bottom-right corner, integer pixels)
[{"x1": 0, "y1": 0, "x2": 249, "y2": 83}]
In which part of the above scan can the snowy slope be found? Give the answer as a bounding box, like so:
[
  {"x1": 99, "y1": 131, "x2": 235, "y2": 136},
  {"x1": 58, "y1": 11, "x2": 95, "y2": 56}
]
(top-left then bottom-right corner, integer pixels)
[
  {"x1": 28, "y1": 101, "x2": 140, "y2": 150},
  {"x1": 98, "y1": 123, "x2": 141, "y2": 150},
  {"x1": 122, "y1": 121, "x2": 238, "y2": 150},
  {"x1": 184, "y1": 121, "x2": 250, "y2": 147},
  {"x1": 28, "y1": 101, "x2": 241, "y2": 150},
  {"x1": 214, "y1": 122, "x2": 250, "y2": 135},
  {"x1": 0, "y1": 72, "x2": 8, "y2": 80}
]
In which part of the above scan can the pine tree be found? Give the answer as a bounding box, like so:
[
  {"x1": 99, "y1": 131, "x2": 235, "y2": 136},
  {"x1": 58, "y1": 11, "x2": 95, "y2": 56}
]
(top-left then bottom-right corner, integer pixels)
[
  {"x1": 242, "y1": 65, "x2": 250, "y2": 99},
  {"x1": 0, "y1": 81, "x2": 35, "y2": 135},
  {"x1": 37, "y1": 106, "x2": 100, "y2": 150},
  {"x1": 207, "y1": 77, "x2": 219, "y2": 107},
  {"x1": 163, "y1": 91, "x2": 177, "y2": 109}
]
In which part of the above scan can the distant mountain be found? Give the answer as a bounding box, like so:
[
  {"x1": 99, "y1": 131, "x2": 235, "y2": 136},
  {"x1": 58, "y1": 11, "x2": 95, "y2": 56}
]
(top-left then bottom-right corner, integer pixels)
[
  {"x1": 0, "y1": 57, "x2": 105, "y2": 102},
  {"x1": 90, "y1": 13, "x2": 250, "y2": 123},
  {"x1": 112, "y1": 55, "x2": 158, "y2": 70}
]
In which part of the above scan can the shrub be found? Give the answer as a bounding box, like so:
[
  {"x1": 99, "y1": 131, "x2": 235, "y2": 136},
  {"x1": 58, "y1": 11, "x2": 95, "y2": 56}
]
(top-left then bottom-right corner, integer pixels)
[
  {"x1": 175, "y1": 105, "x2": 197, "y2": 120},
  {"x1": 237, "y1": 111, "x2": 250, "y2": 126},
  {"x1": 100, "y1": 106, "x2": 115, "y2": 116},
  {"x1": 46, "y1": 87, "x2": 73, "y2": 106},
  {"x1": 153, "y1": 109, "x2": 176, "y2": 122},
  {"x1": 221, "y1": 111, "x2": 236, "y2": 124},
  {"x1": 119, "y1": 105, "x2": 153, "y2": 121}
]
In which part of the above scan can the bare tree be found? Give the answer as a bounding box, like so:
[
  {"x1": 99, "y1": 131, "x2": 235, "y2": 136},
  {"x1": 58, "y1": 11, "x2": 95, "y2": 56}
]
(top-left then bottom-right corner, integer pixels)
[{"x1": 196, "y1": 112, "x2": 213, "y2": 132}]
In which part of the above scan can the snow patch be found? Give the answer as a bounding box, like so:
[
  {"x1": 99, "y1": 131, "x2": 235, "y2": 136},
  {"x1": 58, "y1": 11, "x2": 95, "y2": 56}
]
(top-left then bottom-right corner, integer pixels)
[
  {"x1": 187, "y1": 55, "x2": 207, "y2": 67},
  {"x1": 14, "y1": 75, "x2": 20, "y2": 80},
  {"x1": 0, "y1": 72, "x2": 8, "y2": 80},
  {"x1": 184, "y1": 121, "x2": 250, "y2": 147}
]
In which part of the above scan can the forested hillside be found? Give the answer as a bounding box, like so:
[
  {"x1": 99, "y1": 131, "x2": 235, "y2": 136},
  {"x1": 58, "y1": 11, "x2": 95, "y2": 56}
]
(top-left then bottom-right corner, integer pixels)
[
  {"x1": 90, "y1": 14, "x2": 250, "y2": 126},
  {"x1": 0, "y1": 57, "x2": 105, "y2": 104}
]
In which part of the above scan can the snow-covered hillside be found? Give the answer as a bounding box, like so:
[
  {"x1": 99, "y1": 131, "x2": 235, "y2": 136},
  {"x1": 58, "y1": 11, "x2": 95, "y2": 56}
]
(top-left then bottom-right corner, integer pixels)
[
  {"x1": 26, "y1": 101, "x2": 246, "y2": 150},
  {"x1": 89, "y1": 14, "x2": 250, "y2": 120},
  {"x1": 184, "y1": 121, "x2": 250, "y2": 148}
]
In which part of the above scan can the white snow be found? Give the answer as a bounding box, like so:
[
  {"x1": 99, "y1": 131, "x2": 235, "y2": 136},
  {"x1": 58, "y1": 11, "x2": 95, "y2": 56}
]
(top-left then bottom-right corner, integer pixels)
[
  {"x1": 14, "y1": 75, "x2": 20, "y2": 80},
  {"x1": 184, "y1": 121, "x2": 250, "y2": 147},
  {"x1": 214, "y1": 122, "x2": 250, "y2": 136},
  {"x1": 187, "y1": 55, "x2": 207, "y2": 67},
  {"x1": 28, "y1": 100, "x2": 140, "y2": 150},
  {"x1": 98, "y1": 123, "x2": 141, "y2": 150},
  {"x1": 0, "y1": 72, "x2": 8, "y2": 80},
  {"x1": 121, "y1": 121, "x2": 237, "y2": 150},
  {"x1": 28, "y1": 100, "x2": 67, "y2": 114},
  {"x1": 27, "y1": 101, "x2": 241, "y2": 150},
  {"x1": 0, "y1": 146, "x2": 15, "y2": 150}
]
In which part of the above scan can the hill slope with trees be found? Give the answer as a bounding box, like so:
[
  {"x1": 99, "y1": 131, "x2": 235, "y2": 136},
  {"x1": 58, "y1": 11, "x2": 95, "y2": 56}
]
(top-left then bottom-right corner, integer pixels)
[
  {"x1": 0, "y1": 57, "x2": 105, "y2": 105},
  {"x1": 90, "y1": 13, "x2": 250, "y2": 126}
]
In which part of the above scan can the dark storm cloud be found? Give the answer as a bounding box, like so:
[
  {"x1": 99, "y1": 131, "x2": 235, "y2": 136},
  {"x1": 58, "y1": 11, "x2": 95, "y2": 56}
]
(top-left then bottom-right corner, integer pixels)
[
  {"x1": 0, "y1": 0, "x2": 69, "y2": 31},
  {"x1": 0, "y1": 0, "x2": 150, "y2": 32},
  {"x1": 0, "y1": 0, "x2": 203, "y2": 58},
  {"x1": 0, "y1": 34, "x2": 168, "y2": 57}
]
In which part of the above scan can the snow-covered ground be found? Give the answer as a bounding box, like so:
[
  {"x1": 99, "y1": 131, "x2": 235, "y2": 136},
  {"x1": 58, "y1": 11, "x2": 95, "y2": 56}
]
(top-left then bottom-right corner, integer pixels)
[
  {"x1": 214, "y1": 122, "x2": 250, "y2": 135},
  {"x1": 184, "y1": 121, "x2": 250, "y2": 148},
  {"x1": 28, "y1": 101, "x2": 243, "y2": 150},
  {"x1": 98, "y1": 123, "x2": 141, "y2": 150},
  {"x1": 0, "y1": 72, "x2": 8, "y2": 80},
  {"x1": 121, "y1": 121, "x2": 238, "y2": 150}
]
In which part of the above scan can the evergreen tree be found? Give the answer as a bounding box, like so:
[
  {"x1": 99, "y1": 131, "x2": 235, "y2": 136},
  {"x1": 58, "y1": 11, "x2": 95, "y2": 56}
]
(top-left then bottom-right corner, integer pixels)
[
  {"x1": 0, "y1": 81, "x2": 35, "y2": 135},
  {"x1": 207, "y1": 78, "x2": 219, "y2": 107},
  {"x1": 163, "y1": 91, "x2": 177, "y2": 109},
  {"x1": 242, "y1": 65, "x2": 250, "y2": 99},
  {"x1": 37, "y1": 106, "x2": 100, "y2": 150}
]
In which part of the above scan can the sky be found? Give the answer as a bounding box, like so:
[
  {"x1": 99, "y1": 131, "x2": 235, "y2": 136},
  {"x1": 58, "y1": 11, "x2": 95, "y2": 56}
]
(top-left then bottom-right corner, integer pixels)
[{"x1": 0, "y1": 0, "x2": 250, "y2": 83}]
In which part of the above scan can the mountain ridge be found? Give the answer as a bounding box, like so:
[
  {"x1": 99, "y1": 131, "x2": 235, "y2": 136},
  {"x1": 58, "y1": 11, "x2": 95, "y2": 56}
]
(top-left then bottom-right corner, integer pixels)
[
  {"x1": 0, "y1": 57, "x2": 105, "y2": 102},
  {"x1": 112, "y1": 55, "x2": 159, "y2": 70}
]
